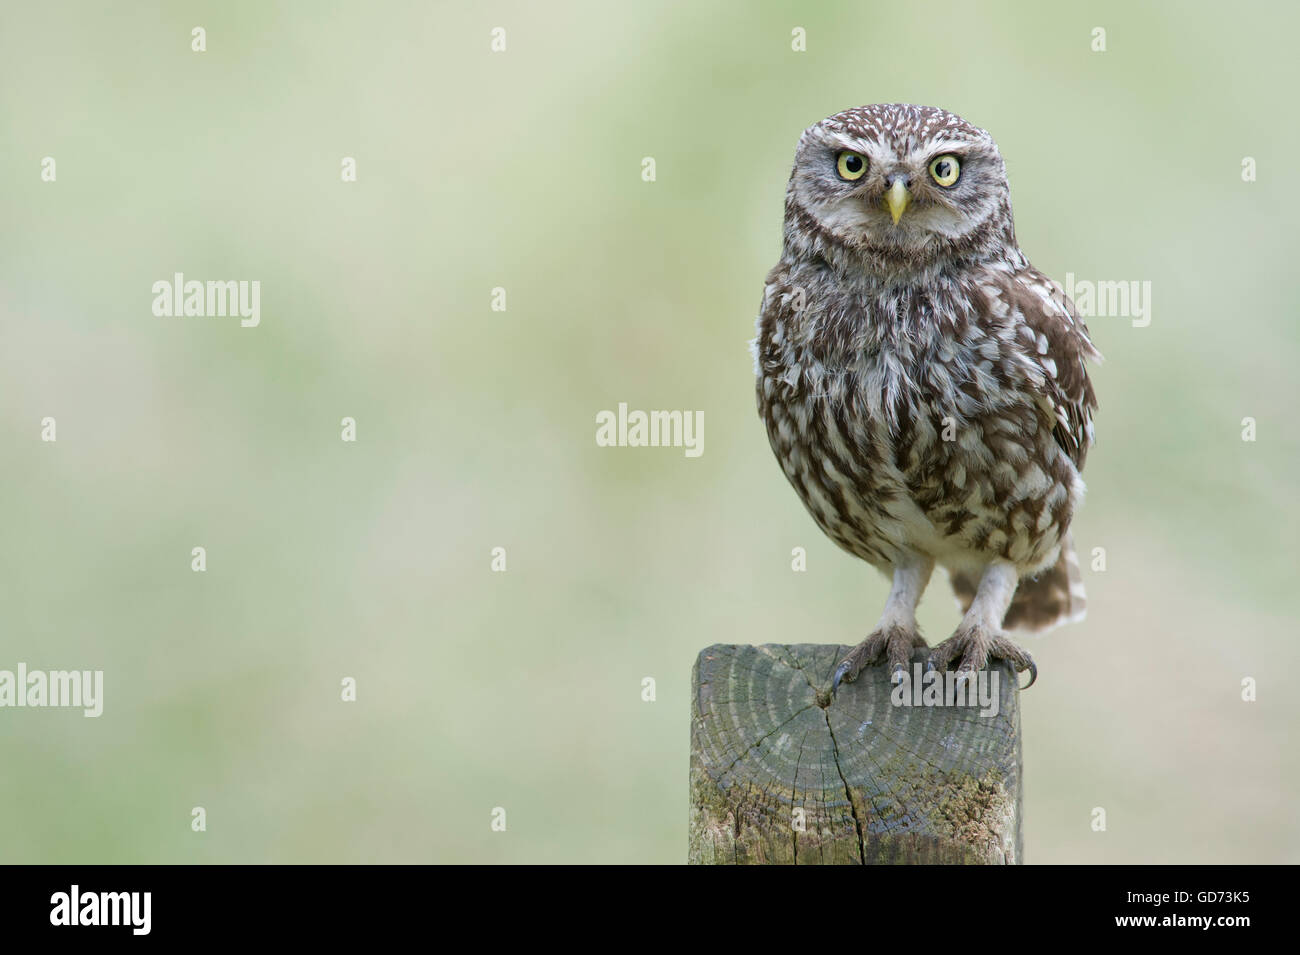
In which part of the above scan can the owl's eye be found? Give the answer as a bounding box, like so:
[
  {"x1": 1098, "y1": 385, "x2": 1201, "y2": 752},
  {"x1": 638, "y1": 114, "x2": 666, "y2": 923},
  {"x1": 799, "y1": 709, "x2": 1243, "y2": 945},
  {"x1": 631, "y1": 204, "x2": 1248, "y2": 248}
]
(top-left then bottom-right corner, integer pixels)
[
  {"x1": 928, "y1": 154, "x2": 961, "y2": 187},
  {"x1": 836, "y1": 151, "x2": 867, "y2": 181}
]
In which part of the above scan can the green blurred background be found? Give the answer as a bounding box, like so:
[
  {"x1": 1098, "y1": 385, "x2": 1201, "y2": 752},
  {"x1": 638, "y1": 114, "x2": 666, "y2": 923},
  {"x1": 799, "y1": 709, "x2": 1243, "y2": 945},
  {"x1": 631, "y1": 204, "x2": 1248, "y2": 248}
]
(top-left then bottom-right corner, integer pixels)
[{"x1": 2, "y1": 1, "x2": 1297, "y2": 863}]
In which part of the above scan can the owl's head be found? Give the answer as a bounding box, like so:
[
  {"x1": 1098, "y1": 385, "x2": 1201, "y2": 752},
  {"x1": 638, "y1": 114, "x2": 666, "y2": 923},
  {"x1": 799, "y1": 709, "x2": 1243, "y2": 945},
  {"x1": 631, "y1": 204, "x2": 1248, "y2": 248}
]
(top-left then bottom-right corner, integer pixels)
[{"x1": 784, "y1": 104, "x2": 1017, "y2": 273}]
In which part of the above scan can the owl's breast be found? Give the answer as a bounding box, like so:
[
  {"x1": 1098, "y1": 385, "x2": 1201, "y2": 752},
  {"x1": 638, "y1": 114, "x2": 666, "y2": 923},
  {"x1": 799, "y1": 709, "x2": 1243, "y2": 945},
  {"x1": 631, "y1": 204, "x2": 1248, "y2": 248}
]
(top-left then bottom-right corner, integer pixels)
[
  {"x1": 757, "y1": 344, "x2": 922, "y2": 567},
  {"x1": 759, "y1": 328, "x2": 1076, "y2": 572}
]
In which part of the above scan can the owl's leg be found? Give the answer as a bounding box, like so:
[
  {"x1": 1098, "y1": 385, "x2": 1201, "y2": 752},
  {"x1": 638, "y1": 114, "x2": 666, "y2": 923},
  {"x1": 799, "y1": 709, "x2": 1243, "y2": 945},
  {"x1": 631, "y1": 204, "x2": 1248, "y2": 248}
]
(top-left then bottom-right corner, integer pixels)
[
  {"x1": 928, "y1": 561, "x2": 1037, "y2": 687},
  {"x1": 832, "y1": 554, "x2": 934, "y2": 693}
]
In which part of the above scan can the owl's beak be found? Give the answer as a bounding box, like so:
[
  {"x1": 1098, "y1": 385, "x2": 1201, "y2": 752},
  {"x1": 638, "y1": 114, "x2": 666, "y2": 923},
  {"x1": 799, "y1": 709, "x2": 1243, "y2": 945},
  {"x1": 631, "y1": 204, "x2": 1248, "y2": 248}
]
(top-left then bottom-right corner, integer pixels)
[{"x1": 884, "y1": 179, "x2": 912, "y2": 225}]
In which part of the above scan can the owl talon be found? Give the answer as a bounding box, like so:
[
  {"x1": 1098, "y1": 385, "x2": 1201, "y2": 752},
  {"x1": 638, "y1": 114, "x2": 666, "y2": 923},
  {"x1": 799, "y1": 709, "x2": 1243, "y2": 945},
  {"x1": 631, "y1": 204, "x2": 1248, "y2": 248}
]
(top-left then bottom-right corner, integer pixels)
[
  {"x1": 929, "y1": 626, "x2": 1037, "y2": 688},
  {"x1": 831, "y1": 662, "x2": 852, "y2": 696},
  {"x1": 832, "y1": 624, "x2": 926, "y2": 696},
  {"x1": 1020, "y1": 659, "x2": 1038, "y2": 690}
]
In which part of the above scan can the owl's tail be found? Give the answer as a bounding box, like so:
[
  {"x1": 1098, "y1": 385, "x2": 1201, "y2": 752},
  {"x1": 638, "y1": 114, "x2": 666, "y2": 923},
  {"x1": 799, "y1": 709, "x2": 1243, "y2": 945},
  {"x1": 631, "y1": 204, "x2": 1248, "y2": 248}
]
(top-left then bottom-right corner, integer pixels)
[{"x1": 950, "y1": 533, "x2": 1087, "y2": 634}]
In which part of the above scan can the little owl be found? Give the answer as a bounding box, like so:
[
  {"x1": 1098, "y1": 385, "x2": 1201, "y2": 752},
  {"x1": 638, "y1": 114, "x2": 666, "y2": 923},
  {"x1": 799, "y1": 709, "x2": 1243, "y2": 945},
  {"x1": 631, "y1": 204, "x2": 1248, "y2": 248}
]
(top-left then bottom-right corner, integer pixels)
[{"x1": 754, "y1": 104, "x2": 1100, "y2": 690}]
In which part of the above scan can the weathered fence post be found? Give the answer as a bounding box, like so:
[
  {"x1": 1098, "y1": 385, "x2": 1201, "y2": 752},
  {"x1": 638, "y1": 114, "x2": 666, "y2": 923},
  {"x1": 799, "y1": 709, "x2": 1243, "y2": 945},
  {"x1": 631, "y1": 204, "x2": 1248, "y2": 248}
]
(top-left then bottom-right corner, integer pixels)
[{"x1": 689, "y1": 643, "x2": 1022, "y2": 864}]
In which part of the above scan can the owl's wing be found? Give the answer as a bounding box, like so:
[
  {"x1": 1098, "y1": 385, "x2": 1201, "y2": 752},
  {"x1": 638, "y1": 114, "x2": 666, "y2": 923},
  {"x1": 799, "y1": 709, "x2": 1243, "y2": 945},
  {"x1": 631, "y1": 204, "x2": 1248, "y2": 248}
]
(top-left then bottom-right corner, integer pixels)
[{"x1": 986, "y1": 268, "x2": 1102, "y2": 472}]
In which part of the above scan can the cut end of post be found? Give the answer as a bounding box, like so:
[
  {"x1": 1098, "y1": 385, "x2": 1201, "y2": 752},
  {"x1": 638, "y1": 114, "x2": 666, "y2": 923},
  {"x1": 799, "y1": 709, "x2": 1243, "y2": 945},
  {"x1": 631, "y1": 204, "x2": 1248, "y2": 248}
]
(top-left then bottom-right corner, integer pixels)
[{"x1": 689, "y1": 643, "x2": 1023, "y2": 865}]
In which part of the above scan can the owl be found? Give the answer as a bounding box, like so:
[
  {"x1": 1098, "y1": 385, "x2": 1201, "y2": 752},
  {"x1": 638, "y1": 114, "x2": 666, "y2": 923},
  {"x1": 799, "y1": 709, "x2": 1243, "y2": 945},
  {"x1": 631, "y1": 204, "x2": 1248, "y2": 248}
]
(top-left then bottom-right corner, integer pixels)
[{"x1": 753, "y1": 104, "x2": 1100, "y2": 690}]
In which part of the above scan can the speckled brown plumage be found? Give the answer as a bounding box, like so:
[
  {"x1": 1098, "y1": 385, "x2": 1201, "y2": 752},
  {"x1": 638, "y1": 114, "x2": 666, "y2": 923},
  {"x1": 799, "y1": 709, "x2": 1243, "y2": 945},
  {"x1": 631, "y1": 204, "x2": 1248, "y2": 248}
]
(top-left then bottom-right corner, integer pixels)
[{"x1": 753, "y1": 104, "x2": 1100, "y2": 687}]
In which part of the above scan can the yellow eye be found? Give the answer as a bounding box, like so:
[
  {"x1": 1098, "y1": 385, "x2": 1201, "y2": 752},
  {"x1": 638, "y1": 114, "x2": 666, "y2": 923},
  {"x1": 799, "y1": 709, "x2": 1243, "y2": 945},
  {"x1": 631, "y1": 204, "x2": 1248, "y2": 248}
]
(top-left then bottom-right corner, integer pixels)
[
  {"x1": 836, "y1": 151, "x2": 867, "y2": 181},
  {"x1": 929, "y1": 154, "x2": 961, "y2": 187}
]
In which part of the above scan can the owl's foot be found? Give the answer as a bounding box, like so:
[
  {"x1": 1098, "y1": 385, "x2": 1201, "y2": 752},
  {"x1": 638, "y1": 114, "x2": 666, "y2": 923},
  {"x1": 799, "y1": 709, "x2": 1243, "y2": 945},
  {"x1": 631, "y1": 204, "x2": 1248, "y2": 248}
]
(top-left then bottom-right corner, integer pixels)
[
  {"x1": 927, "y1": 625, "x2": 1037, "y2": 689},
  {"x1": 832, "y1": 624, "x2": 927, "y2": 694}
]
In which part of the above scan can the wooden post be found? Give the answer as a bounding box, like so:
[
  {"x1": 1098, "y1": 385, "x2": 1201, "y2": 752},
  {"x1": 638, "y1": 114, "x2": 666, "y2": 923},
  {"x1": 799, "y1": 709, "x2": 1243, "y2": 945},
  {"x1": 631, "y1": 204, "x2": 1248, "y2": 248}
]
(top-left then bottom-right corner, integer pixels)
[{"x1": 689, "y1": 643, "x2": 1022, "y2": 864}]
